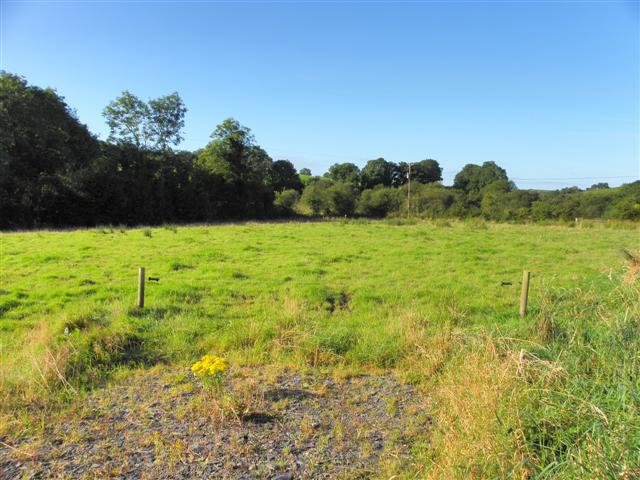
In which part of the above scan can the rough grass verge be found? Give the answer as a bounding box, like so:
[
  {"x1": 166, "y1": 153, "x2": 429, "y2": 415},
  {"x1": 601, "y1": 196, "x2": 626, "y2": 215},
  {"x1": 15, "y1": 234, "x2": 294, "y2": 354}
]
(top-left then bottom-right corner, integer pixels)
[{"x1": 418, "y1": 280, "x2": 639, "y2": 480}]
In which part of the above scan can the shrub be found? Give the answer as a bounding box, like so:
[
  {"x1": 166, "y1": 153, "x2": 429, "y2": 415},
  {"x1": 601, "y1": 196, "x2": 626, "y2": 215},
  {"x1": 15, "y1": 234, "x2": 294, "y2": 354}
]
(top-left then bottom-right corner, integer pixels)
[
  {"x1": 299, "y1": 182, "x2": 330, "y2": 216},
  {"x1": 356, "y1": 187, "x2": 403, "y2": 217},
  {"x1": 325, "y1": 182, "x2": 358, "y2": 216},
  {"x1": 274, "y1": 189, "x2": 300, "y2": 215}
]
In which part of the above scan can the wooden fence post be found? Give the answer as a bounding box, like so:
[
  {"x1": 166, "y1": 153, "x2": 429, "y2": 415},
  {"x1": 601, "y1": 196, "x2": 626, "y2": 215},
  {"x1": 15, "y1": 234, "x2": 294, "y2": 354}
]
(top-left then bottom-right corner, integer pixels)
[
  {"x1": 137, "y1": 267, "x2": 145, "y2": 308},
  {"x1": 519, "y1": 270, "x2": 530, "y2": 317}
]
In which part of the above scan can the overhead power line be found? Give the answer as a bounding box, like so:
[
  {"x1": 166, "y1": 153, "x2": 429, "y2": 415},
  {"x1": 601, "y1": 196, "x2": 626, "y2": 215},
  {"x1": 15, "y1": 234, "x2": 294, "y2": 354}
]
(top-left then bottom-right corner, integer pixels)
[{"x1": 511, "y1": 175, "x2": 637, "y2": 181}]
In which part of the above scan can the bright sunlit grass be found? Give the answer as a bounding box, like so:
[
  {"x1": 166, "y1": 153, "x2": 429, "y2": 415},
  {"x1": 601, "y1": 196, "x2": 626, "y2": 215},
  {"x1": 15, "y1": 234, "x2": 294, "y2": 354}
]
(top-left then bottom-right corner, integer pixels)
[{"x1": 1, "y1": 219, "x2": 638, "y2": 478}]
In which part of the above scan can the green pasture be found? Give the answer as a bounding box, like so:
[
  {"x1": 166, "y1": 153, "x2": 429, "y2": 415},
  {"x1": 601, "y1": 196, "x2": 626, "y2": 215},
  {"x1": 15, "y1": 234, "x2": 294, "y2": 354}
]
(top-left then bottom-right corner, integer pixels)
[{"x1": 1, "y1": 219, "x2": 638, "y2": 478}]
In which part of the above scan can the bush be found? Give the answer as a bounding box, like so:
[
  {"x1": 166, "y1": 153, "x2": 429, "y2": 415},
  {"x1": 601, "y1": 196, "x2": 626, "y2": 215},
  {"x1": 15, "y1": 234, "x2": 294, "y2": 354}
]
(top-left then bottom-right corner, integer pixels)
[
  {"x1": 410, "y1": 183, "x2": 461, "y2": 217},
  {"x1": 326, "y1": 182, "x2": 358, "y2": 216},
  {"x1": 356, "y1": 187, "x2": 403, "y2": 217},
  {"x1": 299, "y1": 182, "x2": 330, "y2": 216},
  {"x1": 274, "y1": 189, "x2": 300, "y2": 215}
]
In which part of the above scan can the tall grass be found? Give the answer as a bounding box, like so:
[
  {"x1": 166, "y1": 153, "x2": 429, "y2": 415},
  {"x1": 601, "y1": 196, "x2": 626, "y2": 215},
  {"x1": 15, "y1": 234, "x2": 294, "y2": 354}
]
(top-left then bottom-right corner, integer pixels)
[{"x1": 417, "y1": 279, "x2": 639, "y2": 479}]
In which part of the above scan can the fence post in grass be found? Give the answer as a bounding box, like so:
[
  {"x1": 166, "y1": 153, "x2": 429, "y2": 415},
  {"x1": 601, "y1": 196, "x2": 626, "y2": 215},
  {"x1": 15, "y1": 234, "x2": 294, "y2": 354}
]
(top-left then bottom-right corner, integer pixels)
[
  {"x1": 519, "y1": 270, "x2": 530, "y2": 317},
  {"x1": 137, "y1": 267, "x2": 145, "y2": 309}
]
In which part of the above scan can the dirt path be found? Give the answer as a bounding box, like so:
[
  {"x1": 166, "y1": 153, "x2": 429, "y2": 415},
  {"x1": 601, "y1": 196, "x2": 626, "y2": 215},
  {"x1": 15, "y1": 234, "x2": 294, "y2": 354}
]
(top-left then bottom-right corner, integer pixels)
[{"x1": 1, "y1": 367, "x2": 430, "y2": 479}]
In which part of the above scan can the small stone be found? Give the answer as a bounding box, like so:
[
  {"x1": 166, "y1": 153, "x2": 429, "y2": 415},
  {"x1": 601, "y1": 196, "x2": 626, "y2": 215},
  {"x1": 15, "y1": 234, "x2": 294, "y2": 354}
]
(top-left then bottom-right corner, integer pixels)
[{"x1": 274, "y1": 474, "x2": 294, "y2": 480}]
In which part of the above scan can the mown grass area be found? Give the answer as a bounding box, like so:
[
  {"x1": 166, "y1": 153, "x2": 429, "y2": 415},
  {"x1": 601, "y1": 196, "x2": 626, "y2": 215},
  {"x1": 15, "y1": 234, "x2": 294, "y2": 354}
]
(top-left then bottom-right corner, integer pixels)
[{"x1": 1, "y1": 219, "x2": 638, "y2": 478}]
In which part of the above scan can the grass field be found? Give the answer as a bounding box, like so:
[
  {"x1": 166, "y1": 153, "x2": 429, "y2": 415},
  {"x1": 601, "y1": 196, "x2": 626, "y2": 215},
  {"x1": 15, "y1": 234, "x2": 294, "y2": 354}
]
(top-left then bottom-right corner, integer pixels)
[{"x1": 1, "y1": 219, "x2": 639, "y2": 478}]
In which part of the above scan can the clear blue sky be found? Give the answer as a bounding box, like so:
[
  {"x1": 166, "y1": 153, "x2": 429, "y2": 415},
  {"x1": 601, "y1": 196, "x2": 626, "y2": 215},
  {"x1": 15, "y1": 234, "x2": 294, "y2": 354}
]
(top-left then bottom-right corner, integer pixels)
[{"x1": 1, "y1": 1, "x2": 638, "y2": 189}]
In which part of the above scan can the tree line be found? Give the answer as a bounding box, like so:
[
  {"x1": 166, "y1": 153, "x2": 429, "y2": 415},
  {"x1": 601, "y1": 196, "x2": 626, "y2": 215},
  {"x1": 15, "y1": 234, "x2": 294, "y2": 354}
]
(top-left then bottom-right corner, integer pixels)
[{"x1": 1, "y1": 72, "x2": 638, "y2": 229}]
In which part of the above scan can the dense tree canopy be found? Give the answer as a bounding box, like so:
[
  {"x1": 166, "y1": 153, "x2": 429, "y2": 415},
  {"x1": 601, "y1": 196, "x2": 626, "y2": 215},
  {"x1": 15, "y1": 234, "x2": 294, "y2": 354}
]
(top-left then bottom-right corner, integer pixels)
[
  {"x1": 1, "y1": 72, "x2": 637, "y2": 228},
  {"x1": 325, "y1": 162, "x2": 361, "y2": 184},
  {"x1": 453, "y1": 161, "x2": 509, "y2": 193},
  {"x1": 146, "y1": 93, "x2": 187, "y2": 151},
  {"x1": 401, "y1": 159, "x2": 442, "y2": 184},
  {"x1": 103, "y1": 91, "x2": 186, "y2": 151},
  {"x1": 269, "y1": 160, "x2": 303, "y2": 192},
  {"x1": 0, "y1": 73, "x2": 99, "y2": 227},
  {"x1": 103, "y1": 91, "x2": 150, "y2": 148},
  {"x1": 361, "y1": 158, "x2": 401, "y2": 189}
]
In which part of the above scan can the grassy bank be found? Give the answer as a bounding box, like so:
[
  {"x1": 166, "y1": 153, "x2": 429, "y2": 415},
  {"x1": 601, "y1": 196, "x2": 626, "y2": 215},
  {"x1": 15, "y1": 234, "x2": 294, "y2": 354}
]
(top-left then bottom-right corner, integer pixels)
[{"x1": 1, "y1": 219, "x2": 638, "y2": 478}]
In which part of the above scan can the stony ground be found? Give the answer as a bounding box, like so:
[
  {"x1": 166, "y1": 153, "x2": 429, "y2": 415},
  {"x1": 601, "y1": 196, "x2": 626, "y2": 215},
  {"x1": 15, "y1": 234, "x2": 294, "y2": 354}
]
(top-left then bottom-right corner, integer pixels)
[{"x1": 1, "y1": 367, "x2": 430, "y2": 479}]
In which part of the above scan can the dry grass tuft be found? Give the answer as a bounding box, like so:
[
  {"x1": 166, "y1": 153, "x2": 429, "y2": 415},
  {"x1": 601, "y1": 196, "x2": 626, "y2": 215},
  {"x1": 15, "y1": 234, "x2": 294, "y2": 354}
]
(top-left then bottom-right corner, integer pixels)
[
  {"x1": 622, "y1": 249, "x2": 640, "y2": 284},
  {"x1": 422, "y1": 336, "x2": 529, "y2": 480}
]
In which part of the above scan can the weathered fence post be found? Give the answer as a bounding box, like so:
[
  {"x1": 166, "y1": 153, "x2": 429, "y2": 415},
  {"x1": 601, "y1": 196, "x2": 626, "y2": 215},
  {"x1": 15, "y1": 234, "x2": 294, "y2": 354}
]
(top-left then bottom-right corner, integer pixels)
[
  {"x1": 137, "y1": 267, "x2": 145, "y2": 308},
  {"x1": 519, "y1": 270, "x2": 530, "y2": 317}
]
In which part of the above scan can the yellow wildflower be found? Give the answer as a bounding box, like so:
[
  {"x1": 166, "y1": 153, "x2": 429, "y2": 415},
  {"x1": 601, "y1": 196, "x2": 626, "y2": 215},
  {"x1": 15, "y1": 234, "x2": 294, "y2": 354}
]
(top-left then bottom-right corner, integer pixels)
[{"x1": 191, "y1": 355, "x2": 228, "y2": 378}]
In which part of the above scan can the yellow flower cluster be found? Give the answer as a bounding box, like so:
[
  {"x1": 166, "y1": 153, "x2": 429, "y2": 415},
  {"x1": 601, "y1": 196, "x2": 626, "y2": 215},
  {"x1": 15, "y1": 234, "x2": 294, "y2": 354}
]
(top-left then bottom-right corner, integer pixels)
[{"x1": 191, "y1": 355, "x2": 228, "y2": 377}]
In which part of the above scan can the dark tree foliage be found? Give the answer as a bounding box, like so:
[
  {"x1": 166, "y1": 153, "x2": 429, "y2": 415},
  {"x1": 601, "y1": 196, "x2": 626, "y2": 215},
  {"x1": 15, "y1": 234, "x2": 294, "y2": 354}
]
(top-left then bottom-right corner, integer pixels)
[
  {"x1": 273, "y1": 189, "x2": 300, "y2": 215},
  {"x1": 452, "y1": 161, "x2": 513, "y2": 208},
  {"x1": 269, "y1": 160, "x2": 303, "y2": 192},
  {"x1": 409, "y1": 183, "x2": 461, "y2": 217},
  {"x1": 530, "y1": 181, "x2": 640, "y2": 220},
  {"x1": 196, "y1": 118, "x2": 275, "y2": 217},
  {"x1": 481, "y1": 180, "x2": 536, "y2": 221},
  {"x1": 0, "y1": 73, "x2": 99, "y2": 228},
  {"x1": 1, "y1": 72, "x2": 637, "y2": 229},
  {"x1": 398, "y1": 159, "x2": 442, "y2": 185},
  {"x1": 360, "y1": 158, "x2": 401, "y2": 189},
  {"x1": 299, "y1": 181, "x2": 330, "y2": 216},
  {"x1": 453, "y1": 161, "x2": 509, "y2": 194},
  {"x1": 325, "y1": 162, "x2": 361, "y2": 185},
  {"x1": 326, "y1": 181, "x2": 358, "y2": 216},
  {"x1": 356, "y1": 187, "x2": 403, "y2": 217}
]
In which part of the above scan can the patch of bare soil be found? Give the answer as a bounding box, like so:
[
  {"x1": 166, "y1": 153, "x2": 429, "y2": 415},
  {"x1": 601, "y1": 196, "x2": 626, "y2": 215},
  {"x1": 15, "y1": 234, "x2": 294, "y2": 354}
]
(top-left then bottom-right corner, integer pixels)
[{"x1": 1, "y1": 368, "x2": 430, "y2": 479}]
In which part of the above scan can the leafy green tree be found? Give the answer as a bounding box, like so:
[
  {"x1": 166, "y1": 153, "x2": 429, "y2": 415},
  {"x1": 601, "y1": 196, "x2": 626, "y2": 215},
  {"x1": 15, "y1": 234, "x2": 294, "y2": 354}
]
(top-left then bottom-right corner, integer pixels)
[
  {"x1": 245, "y1": 145, "x2": 273, "y2": 185},
  {"x1": 361, "y1": 158, "x2": 400, "y2": 189},
  {"x1": 274, "y1": 188, "x2": 300, "y2": 215},
  {"x1": 606, "y1": 181, "x2": 640, "y2": 219},
  {"x1": 453, "y1": 161, "x2": 509, "y2": 194},
  {"x1": 5, "y1": 73, "x2": 640, "y2": 228},
  {"x1": 410, "y1": 183, "x2": 459, "y2": 217},
  {"x1": 198, "y1": 118, "x2": 272, "y2": 184},
  {"x1": 480, "y1": 180, "x2": 514, "y2": 220},
  {"x1": 398, "y1": 159, "x2": 442, "y2": 185},
  {"x1": 610, "y1": 197, "x2": 640, "y2": 219},
  {"x1": 356, "y1": 187, "x2": 403, "y2": 217},
  {"x1": 299, "y1": 168, "x2": 312, "y2": 176},
  {"x1": 325, "y1": 162, "x2": 360, "y2": 184},
  {"x1": 196, "y1": 118, "x2": 274, "y2": 217},
  {"x1": 0, "y1": 72, "x2": 98, "y2": 227},
  {"x1": 326, "y1": 182, "x2": 358, "y2": 216},
  {"x1": 300, "y1": 174, "x2": 316, "y2": 187},
  {"x1": 103, "y1": 91, "x2": 186, "y2": 151},
  {"x1": 146, "y1": 92, "x2": 187, "y2": 151},
  {"x1": 300, "y1": 182, "x2": 330, "y2": 215},
  {"x1": 103, "y1": 91, "x2": 150, "y2": 148},
  {"x1": 531, "y1": 190, "x2": 580, "y2": 220},
  {"x1": 269, "y1": 159, "x2": 303, "y2": 192}
]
